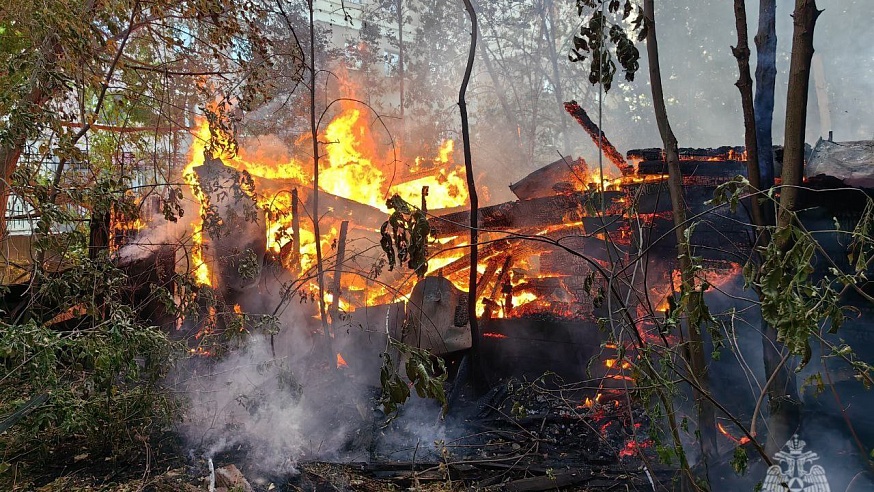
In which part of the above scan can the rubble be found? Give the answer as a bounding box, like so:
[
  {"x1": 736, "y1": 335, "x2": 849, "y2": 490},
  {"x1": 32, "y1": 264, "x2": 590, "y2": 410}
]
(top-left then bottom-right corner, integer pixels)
[{"x1": 214, "y1": 464, "x2": 254, "y2": 492}]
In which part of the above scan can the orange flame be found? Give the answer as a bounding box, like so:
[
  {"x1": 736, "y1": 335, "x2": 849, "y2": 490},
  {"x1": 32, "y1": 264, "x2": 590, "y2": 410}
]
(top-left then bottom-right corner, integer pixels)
[
  {"x1": 183, "y1": 123, "x2": 214, "y2": 286},
  {"x1": 717, "y1": 423, "x2": 751, "y2": 445},
  {"x1": 336, "y1": 353, "x2": 349, "y2": 369},
  {"x1": 605, "y1": 358, "x2": 631, "y2": 370},
  {"x1": 183, "y1": 99, "x2": 470, "y2": 306},
  {"x1": 582, "y1": 393, "x2": 602, "y2": 409}
]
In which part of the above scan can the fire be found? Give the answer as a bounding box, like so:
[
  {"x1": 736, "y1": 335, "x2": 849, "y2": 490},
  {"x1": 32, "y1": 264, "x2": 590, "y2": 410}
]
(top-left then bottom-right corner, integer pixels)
[
  {"x1": 336, "y1": 352, "x2": 349, "y2": 368},
  {"x1": 717, "y1": 422, "x2": 751, "y2": 445},
  {"x1": 180, "y1": 98, "x2": 473, "y2": 311},
  {"x1": 324, "y1": 292, "x2": 353, "y2": 314},
  {"x1": 391, "y1": 167, "x2": 467, "y2": 210},
  {"x1": 183, "y1": 123, "x2": 214, "y2": 286},
  {"x1": 582, "y1": 393, "x2": 602, "y2": 409},
  {"x1": 321, "y1": 108, "x2": 386, "y2": 207},
  {"x1": 482, "y1": 332, "x2": 508, "y2": 339},
  {"x1": 605, "y1": 358, "x2": 631, "y2": 370},
  {"x1": 426, "y1": 244, "x2": 468, "y2": 275},
  {"x1": 618, "y1": 439, "x2": 652, "y2": 458},
  {"x1": 188, "y1": 347, "x2": 212, "y2": 357}
]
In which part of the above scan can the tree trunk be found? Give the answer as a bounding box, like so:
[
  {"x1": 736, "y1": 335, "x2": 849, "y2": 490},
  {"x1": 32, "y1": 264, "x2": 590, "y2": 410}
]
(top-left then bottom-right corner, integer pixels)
[
  {"x1": 738, "y1": 0, "x2": 802, "y2": 458},
  {"x1": 778, "y1": 0, "x2": 820, "y2": 233},
  {"x1": 540, "y1": 0, "x2": 571, "y2": 155},
  {"x1": 308, "y1": 0, "x2": 333, "y2": 363},
  {"x1": 470, "y1": 0, "x2": 521, "y2": 151},
  {"x1": 88, "y1": 208, "x2": 112, "y2": 261},
  {"x1": 330, "y1": 220, "x2": 349, "y2": 332},
  {"x1": 752, "y1": 0, "x2": 801, "y2": 459},
  {"x1": 396, "y1": 0, "x2": 406, "y2": 145},
  {"x1": 459, "y1": 0, "x2": 485, "y2": 390},
  {"x1": 643, "y1": 0, "x2": 718, "y2": 477},
  {"x1": 765, "y1": 0, "x2": 821, "y2": 455},
  {"x1": 731, "y1": 0, "x2": 765, "y2": 230},
  {"x1": 754, "y1": 0, "x2": 777, "y2": 189}
]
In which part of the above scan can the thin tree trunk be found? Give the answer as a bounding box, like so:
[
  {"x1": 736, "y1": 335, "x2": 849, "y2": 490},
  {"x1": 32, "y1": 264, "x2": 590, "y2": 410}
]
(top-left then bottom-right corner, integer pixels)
[
  {"x1": 291, "y1": 187, "x2": 301, "y2": 274},
  {"x1": 754, "y1": 0, "x2": 777, "y2": 189},
  {"x1": 470, "y1": 0, "x2": 520, "y2": 150},
  {"x1": 643, "y1": 0, "x2": 718, "y2": 477},
  {"x1": 540, "y1": 0, "x2": 571, "y2": 155},
  {"x1": 88, "y1": 208, "x2": 112, "y2": 260},
  {"x1": 459, "y1": 0, "x2": 484, "y2": 390},
  {"x1": 765, "y1": 0, "x2": 821, "y2": 456},
  {"x1": 778, "y1": 0, "x2": 820, "y2": 234},
  {"x1": 741, "y1": 0, "x2": 801, "y2": 459},
  {"x1": 752, "y1": 0, "x2": 800, "y2": 459},
  {"x1": 309, "y1": 0, "x2": 333, "y2": 363},
  {"x1": 731, "y1": 0, "x2": 765, "y2": 230},
  {"x1": 396, "y1": 0, "x2": 405, "y2": 145}
]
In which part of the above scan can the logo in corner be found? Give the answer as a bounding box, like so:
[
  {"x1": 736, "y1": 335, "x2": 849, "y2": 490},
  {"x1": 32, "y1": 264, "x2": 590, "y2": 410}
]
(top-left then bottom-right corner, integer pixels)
[{"x1": 762, "y1": 434, "x2": 830, "y2": 492}]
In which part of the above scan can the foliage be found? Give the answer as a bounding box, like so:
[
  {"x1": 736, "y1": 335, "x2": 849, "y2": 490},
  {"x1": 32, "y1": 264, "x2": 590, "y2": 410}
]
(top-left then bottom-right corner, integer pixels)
[
  {"x1": 0, "y1": 261, "x2": 181, "y2": 471},
  {"x1": 711, "y1": 177, "x2": 874, "y2": 372},
  {"x1": 748, "y1": 225, "x2": 843, "y2": 369},
  {"x1": 569, "y1": 0, "x2": 644, "y2": 91},
  {"x1": 379, "y1": 194, "x2": 431, "y2": 277},
  {"x1": 378, "y1": 337, "x2": 448, "y2": 417}
]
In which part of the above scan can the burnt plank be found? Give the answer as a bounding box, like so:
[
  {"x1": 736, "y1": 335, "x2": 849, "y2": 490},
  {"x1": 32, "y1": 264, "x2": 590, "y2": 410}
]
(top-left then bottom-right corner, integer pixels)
[
  {"x1": 432, "y1": 191, "x2": 623, "y2": 237},
  {"x1": 510, "y1": 156, "x2": 590, "y2": 200},
  {"x1": 503, "y1": 469, "x2": 592, "y2": 491}
]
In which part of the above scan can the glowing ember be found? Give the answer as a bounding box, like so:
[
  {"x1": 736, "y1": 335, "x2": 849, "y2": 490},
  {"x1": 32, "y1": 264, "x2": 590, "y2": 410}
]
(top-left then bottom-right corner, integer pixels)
[
  {"x1": 336, "y1": 353, "x2": 349, "y2": 369},
  {"x1": 189, "y1": 347, "x2": 212, "y2": 357},
  {"x1": 482, "y1": 332, "x2": 508, "y2": 339},
  {"x1": 618, "y1": 439, "x2": 652, "y2": 458},
  {"x1": 605, "y1": 358, "x2": 631, "y2": 370},
  {"x1": 717, "y1": 422, "x2": 751, "y2": 445}
]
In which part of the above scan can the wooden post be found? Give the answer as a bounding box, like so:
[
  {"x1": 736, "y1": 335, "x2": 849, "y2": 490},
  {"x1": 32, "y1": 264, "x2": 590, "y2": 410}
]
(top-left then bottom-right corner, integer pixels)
[
  {"x1": 421, "y1": 185, "x2": 429, "y2": 214},
  {"x1": 329, "y1": 220, "x2": 349, "y2": 336},
  {"x1": 291, "y1": 187, "x2": 301, "y2": 274}
]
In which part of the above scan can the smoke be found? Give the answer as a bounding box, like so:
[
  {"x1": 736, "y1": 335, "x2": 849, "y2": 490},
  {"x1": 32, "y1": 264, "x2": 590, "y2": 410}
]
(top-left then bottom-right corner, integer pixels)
[
  {"x1": 116, "y1": 191, "x2": 200, "y2": 264},
  {"x1": 174, "y1": 297, "x2": 376, "y2": 474},
  {"x1": 179, "y1": 335, "x2": 309, "y2": 473}
]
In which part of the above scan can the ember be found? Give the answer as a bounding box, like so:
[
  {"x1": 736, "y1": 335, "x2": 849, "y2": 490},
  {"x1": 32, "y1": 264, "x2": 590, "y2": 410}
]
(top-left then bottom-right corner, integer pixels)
[
  {"x1": 618, "y1": 439, "x2": 653, "y2": 458},
  {"x1": 717, "y1": 422, "x2": 751, "y2": 445}
]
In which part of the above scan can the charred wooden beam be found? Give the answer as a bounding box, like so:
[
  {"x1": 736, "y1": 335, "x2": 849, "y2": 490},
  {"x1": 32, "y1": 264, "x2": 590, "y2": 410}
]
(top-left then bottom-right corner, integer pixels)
[
  {"x1": 509, "y1": 156, "x2": 590, "y2": 200},
  {"x1": 636, "y1": 159, "x2": 748, "y2": 178},
  {"x1": 475, "y1": 256, "x2": 501, "y2": 299},
  {"x1": 329, "y1": 220, "x2": 349, "y2": 334},
  {"x1": 432, "y1": 191, "x2": 623, "y2": 237},
  {"x1": 564, "y1": 100, "x2": 630, "y2": 175},
  {"x1": 254, "y1": 177, "x2": 387, "y2": 231}
]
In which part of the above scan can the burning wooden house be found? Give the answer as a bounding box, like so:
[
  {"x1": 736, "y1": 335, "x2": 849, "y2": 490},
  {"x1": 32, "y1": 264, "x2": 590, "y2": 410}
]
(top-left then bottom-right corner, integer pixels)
[{"x1": 108, "y1": 95, "x2": 874, "y2": 490}]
